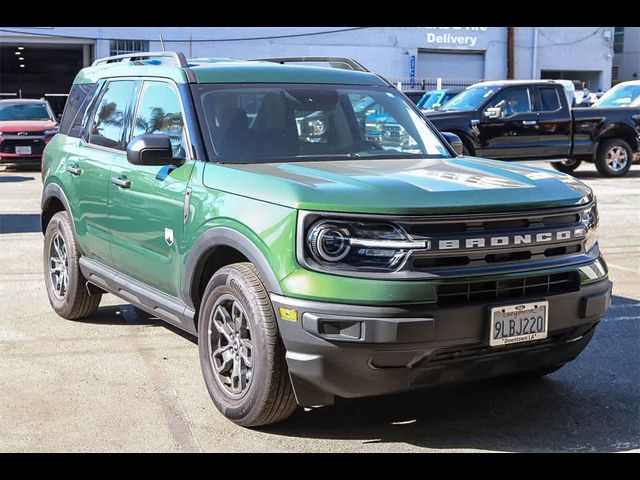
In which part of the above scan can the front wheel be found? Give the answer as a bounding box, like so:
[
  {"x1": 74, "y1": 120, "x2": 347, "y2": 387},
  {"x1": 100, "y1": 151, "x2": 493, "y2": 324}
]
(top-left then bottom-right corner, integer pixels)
[
  {"x1": 198, "y1": 263, "x2": 296, "y2": 427},
  {"x1": 551, "y1": 159, "x2": 582, "y2": 174},
  {"x1": 595, "y1": 138, "x2": 632, "y2": 177}
]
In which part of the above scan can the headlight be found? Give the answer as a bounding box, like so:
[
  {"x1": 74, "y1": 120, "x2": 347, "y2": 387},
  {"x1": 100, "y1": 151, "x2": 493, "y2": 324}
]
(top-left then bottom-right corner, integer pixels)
[
  {"x1": 43, "y1": 129, "x2": 59, "y2": 136},
  {"x1": 581, "y1": 201, "x2": 599, "y2": 252},
  {"x1": 305, "y1": 219, "x2": 427, "y2": 272}
]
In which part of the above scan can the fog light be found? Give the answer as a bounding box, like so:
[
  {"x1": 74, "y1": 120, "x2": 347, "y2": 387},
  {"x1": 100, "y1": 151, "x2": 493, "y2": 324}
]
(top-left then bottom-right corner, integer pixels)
[{"x1": 278, "y1": 307, "x2": 298, "y2": 322}]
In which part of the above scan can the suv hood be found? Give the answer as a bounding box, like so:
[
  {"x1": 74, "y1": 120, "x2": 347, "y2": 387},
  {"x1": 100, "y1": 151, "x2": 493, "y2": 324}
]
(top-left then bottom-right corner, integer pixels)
[{"x1": 202, "y1": 157, "x2": 592, "y2": 215}]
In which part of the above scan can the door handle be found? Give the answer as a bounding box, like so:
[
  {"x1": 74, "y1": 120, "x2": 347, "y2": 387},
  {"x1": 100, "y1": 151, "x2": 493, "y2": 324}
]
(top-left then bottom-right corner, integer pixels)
[
  {"x1": 521, "y1": 120, "x2": 538, "y2": 125},
  {"x1": 111, "y1": 176, "x2": 131, "y2": 189},
  {"x1": 66, "y1": 165, "x2": 82, "y2": 176}
]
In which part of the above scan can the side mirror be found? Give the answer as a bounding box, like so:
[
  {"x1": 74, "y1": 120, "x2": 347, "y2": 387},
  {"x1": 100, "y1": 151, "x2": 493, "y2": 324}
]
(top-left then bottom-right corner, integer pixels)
[
  {"x1": 484, "y1": 107, "x2": 501, "y2": 119},
  {"x1": 441, "y1": 132, "x2": 464, "y2": 156},
  {"x1": 126, "y1": 134, "x2": 180, "y2": 166},
  {"x1": 432, "y1": 103, "x2": 442, "y2": 111}
]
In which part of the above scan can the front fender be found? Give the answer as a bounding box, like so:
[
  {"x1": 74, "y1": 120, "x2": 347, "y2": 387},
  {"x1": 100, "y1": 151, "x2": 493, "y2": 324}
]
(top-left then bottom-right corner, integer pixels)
[{"x1": 182, "y1": 226, "x2": 284, "y2": 310}]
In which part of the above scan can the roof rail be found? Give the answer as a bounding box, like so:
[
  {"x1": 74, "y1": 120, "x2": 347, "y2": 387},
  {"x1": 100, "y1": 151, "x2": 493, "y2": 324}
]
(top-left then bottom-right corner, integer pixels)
[
  {"x1": 92, "y1": 51, "x2": 189, "y2": 68},
  {"x1": 251, "y1": 57, "x2": 370, "y2": 73}
]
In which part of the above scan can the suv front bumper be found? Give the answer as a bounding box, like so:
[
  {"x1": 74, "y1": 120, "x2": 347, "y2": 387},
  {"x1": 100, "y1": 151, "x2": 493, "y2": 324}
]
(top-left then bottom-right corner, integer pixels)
[{"x1": 271, "y1": 277, "x2": 612, "y2": 407}]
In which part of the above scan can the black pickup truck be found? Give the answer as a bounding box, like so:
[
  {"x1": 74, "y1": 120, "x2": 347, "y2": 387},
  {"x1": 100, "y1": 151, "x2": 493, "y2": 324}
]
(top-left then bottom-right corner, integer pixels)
[{"x1": 424, "y1": 80, "x2": 640, "y2": 177}]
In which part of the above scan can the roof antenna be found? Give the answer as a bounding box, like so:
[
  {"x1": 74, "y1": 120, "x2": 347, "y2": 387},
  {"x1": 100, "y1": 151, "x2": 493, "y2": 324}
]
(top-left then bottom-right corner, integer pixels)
[{"x1": 159, "y1": 35, "x2": 166, "y2": 52}]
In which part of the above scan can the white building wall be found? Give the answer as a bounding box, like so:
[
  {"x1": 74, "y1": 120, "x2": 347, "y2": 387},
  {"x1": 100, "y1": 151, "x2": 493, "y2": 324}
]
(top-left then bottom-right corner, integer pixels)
[{"x1": 0, "y1": 26, "x2": 614, "y2": 87}]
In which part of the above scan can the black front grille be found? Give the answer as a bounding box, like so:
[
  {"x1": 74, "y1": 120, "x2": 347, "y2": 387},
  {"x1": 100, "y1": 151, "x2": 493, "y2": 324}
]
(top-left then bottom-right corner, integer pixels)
[
  {"x1": 400, "y1": 205, "x2": 589, "y2": 274},
  {"x1": 436, "y1": 271, "x2": 580, "y2": 306},
  {"x1": 0, "y1": 138, "x2": 44, "y2": 155}
]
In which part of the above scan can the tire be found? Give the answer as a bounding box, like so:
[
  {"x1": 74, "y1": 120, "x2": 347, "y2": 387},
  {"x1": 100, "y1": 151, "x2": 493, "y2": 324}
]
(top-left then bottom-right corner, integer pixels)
[
  {"x1": 595, "y1": 138, "x2": 632, "y2": 177},
  {"x1": 550, "y1": 159, "x2": 582, "y2": 174},
  {"x1": 197, "y1": 262, "x2": 296, "y2": 427},
  {"x1": 43, "y1": 211, "x2": 101, "y2": 319}
]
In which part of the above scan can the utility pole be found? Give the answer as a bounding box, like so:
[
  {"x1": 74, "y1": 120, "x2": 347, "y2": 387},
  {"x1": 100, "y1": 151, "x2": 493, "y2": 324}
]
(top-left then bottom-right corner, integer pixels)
[{"x1": 507, "y1": 27, "x2": 515, "y2": 79}]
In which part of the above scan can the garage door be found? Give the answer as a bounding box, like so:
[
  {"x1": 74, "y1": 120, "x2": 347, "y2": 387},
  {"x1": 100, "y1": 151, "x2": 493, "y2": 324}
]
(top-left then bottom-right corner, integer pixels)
[{"x1": 417, "y1": 51, "x2": 485, "y2": 81}]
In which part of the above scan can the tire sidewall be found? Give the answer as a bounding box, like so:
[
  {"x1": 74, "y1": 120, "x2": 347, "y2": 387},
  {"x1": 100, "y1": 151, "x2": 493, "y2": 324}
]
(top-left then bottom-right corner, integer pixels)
[
  {"x1": 197, "y1": 267, "x2": 272, "y2": 424},
  {"x1": 551, "y1": 159, "x2": 581, "y2": 173},
  {"x1": 43, "y1": 212, "x2": 81, "y2": 317},
  {"x1": 597, "y1": 139, "x2": 632, "y2": 177}
]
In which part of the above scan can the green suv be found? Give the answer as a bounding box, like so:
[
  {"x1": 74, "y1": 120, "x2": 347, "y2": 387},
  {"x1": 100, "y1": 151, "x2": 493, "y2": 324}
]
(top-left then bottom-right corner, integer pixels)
[{"x1": 41, "y1": 52, "x2": 612, "y2": 427}]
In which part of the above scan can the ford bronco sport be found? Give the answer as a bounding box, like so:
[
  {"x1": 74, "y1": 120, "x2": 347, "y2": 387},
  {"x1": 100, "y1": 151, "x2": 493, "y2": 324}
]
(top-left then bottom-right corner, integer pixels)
[{"x1": 41, "y1": 52, "x2": 612, "y2": 427}]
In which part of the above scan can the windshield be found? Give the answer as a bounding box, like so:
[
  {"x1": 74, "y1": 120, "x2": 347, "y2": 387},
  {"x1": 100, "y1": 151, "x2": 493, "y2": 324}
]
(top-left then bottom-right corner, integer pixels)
[
  {"x1": 593, "y1": 84, "x2": 640, "y2": 108},
  {"x1": 418, "y1": 91, "x2": 445, "y2": 110},
  {"x1": 440, "y1": 86, "x2": 496, "y2": 111},
  {"x1": 194, "y1": 84, "x2": 451, "y2": 163},
  {"x1": 0, "y1": 102, "x2": 54, "y2": 121}
]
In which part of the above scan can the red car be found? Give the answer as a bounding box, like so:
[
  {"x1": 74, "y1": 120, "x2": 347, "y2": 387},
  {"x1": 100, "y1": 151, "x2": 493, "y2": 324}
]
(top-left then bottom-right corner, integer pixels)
[{"x1": 0, "y1": 99, "x2": 59, "y2": 169}]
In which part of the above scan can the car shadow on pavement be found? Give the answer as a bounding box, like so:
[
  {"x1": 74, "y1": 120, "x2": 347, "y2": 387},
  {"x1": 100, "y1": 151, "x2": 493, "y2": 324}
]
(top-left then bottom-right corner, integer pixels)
[
  {"x1": 0, "y1": 214, "x2": 41, "y2": 234},
  {"x1": 0, "y1": 175, "x2": 35, "y2": 183},
  {"x1": 73, "y1": 304, "x2": 197, "y2": 344},
  {"x1": 265, "y1": 295, "x2": 639, "y2": 452},
  {"x1": 571, "y1": 169, "x2": 640, "y2": 179}
]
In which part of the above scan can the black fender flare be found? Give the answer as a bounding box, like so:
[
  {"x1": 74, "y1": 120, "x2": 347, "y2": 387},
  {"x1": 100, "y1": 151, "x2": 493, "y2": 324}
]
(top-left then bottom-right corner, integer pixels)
[
  {"x1": 41, "y1": 182, "x2": 77, "y2": 238},
  {"x1": 596, "y1": 123, "x2": 639, "y2": 152},
  {"x1": 182, "y1": 226, "x2": 283, "y2": 310}
]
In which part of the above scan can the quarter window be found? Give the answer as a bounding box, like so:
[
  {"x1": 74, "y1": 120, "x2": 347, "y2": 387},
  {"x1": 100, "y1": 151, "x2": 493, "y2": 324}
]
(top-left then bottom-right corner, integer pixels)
[
  {"x1": 88, "y1": 80, "x2": 136, "y2": 150},
  {"x1": 59, "y1": 83, "x2": 98, "y2": 137},
  {"x1": 132, "y1": 82, "x2": 186, "y2": 157}
]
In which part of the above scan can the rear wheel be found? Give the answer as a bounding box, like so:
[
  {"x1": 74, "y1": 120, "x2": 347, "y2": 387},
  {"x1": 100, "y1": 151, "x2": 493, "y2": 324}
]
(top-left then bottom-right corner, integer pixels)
[
  {"x1": 197, "y1": 262, "x2": 296, "y2": 427},
  {"x1": 551, "y1": 159, "x2": 582, "y2": 174},
  {"x1": 595, "y1": 138, "x2": 632, "y2": 177},
  {"x1": 43, "y1": 211, "x2": 101, "y2": 319}
]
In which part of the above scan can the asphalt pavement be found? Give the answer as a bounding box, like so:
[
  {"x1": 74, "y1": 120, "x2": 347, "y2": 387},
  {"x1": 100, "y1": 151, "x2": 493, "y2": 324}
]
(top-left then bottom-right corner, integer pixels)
[{"x1": 0, "y1": 161, "x2": 638, "y2": 452}]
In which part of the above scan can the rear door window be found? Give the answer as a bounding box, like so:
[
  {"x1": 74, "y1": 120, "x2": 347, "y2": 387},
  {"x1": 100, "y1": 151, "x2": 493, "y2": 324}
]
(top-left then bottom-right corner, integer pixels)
[
  {"x1": 535, "y1": 87, "x2": 561, "y2": 112},
  {"x1": 87, "y1": 80, "x2": 137, "y2": 150}
]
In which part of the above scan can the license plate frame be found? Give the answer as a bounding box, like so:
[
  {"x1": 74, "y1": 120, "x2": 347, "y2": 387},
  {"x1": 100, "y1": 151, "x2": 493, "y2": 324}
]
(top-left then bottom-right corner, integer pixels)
[
  {"x1": 489, "y1": 301, "x2": 548, "y2": 347},
  {"x1": 15, "y1": 146, "x2": 32, "y2": 155}
]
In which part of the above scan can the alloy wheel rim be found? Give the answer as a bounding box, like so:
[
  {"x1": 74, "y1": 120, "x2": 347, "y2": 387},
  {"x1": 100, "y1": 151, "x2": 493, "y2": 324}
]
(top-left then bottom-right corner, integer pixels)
[
  {"x1": 208, "y1": 294, "x2": 253, "y2": 399},
  {"x1": 605, "y1": 146, "x2": 628, "y2": 172},
  {"x1": 49, "y1": 233, "x2": 69, "y2": 299}
]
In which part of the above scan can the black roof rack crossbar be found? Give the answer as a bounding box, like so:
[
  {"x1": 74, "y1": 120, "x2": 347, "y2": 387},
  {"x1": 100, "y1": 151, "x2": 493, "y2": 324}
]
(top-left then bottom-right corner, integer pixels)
[
  {"x1": 92, "y1": 51, "x2": 189, "y2": 68},
  {"x1": 251, "y1": 57, "x2": 370, "y2": 73}
]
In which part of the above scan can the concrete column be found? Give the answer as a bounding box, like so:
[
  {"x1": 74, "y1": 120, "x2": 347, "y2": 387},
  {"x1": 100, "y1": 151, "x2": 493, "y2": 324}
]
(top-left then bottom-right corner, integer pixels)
[{"x1": 82, "y1": 44, "x2": 92, "y2": 67}]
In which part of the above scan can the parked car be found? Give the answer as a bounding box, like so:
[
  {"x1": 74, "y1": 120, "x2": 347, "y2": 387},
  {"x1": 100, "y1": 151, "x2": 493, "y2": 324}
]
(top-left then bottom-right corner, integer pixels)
[
  {"x1": 416, "y1": 88, "x2": 462, "y2": 112},
  {"x1": 424, "y1": 79, "x2": 640, "y2": 176},
  {"x1": 592, "y1": 80, "x2": 640, "y2": 108},
  {"x1": 0, "y1": 99, "x2": 59, "y2": 169},
  {"x1": 42, "y1": 53, "x2": 611, "y2": 427},
  {"x1": 402, "y1": 90, "x2": 426, "y2": 105}
]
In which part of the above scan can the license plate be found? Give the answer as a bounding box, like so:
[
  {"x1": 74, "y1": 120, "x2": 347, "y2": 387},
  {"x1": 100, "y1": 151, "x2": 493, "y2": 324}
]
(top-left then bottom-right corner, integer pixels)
[
  {"x1": 15, "y1": 146, "x2": 31, "y2": 155},
  {"x1": 490, "y1": 301, "x2": 548, "y2": 347}
]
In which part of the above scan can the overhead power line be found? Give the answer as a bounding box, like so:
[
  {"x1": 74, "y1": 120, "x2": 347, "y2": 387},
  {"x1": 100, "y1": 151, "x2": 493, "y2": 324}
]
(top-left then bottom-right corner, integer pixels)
[{"x1": 0, "y1": 27, "x2": 370, "y2": 43}]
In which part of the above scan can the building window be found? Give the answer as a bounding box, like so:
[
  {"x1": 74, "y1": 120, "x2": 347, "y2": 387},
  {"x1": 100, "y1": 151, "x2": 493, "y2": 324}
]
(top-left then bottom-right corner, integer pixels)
[
  {"x1": 109, "y1": 40, "x2": 150, "y2": 56},
  {"x1": 612, "y1": 66, "x2": 619, "y2": 82},
  {"x1": 613, "y1": 27, "x2": 624, "y2": 54}
]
